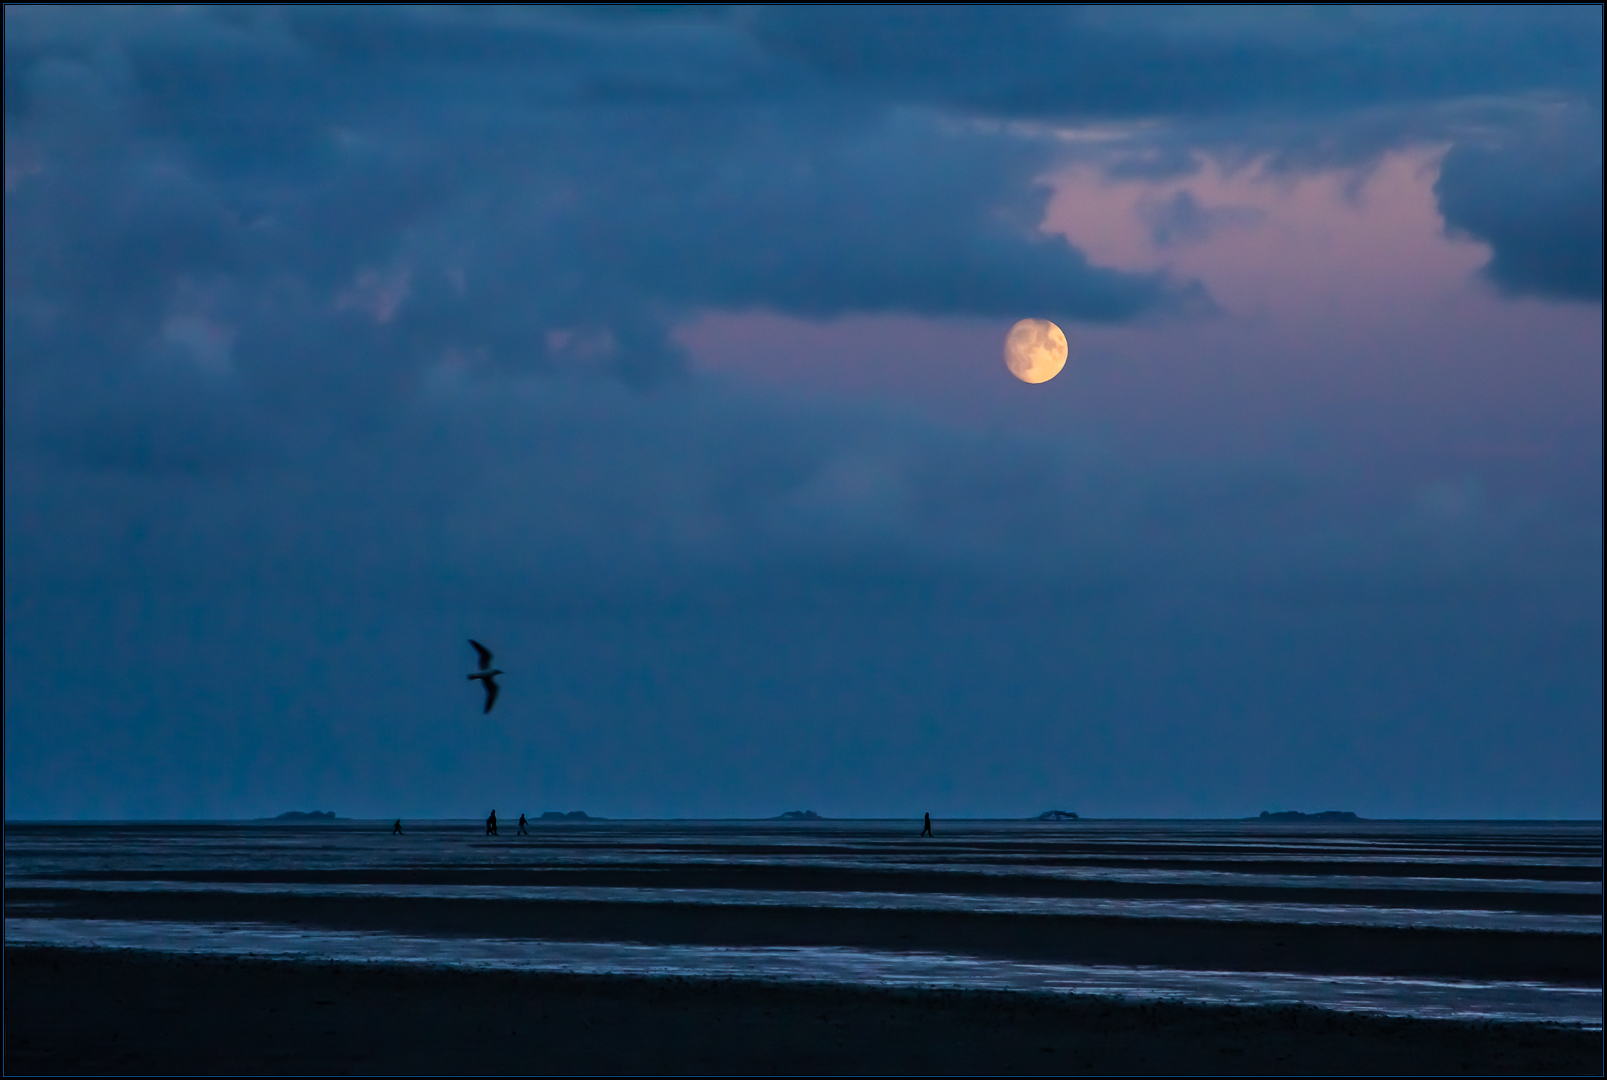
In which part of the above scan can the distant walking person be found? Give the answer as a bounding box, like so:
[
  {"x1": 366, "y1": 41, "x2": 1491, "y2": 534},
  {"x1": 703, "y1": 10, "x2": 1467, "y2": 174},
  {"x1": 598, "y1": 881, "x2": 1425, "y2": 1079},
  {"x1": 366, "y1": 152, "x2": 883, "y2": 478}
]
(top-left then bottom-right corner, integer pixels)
[
  {"x1": 921, "y1": 812, "x2": 933, "y2": 837},
  {"x1": 486, "y1": 809, "x2": 498, "y2": 836},
  {"x1": 392, "y1": 819, "x2": 403, "y2": 835},
  {"x1": 517, "y1": 813, "x2": 528, "y2": 835}
]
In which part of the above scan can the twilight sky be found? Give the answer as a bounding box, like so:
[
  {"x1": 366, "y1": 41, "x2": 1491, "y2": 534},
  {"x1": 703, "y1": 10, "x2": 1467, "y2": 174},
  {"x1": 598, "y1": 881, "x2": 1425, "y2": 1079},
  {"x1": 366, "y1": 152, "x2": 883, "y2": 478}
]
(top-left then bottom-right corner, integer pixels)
[{"x1": 5, "y1": 5, "x2": 1600, "y2": 820}]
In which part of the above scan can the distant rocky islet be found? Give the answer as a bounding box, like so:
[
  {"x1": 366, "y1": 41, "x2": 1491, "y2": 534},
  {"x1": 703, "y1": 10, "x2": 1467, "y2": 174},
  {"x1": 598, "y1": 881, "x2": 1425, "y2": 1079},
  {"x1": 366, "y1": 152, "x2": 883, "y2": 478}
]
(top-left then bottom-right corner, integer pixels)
[{"x1": 1256, "y1": 810, "x2": 1361, "y2": 821}]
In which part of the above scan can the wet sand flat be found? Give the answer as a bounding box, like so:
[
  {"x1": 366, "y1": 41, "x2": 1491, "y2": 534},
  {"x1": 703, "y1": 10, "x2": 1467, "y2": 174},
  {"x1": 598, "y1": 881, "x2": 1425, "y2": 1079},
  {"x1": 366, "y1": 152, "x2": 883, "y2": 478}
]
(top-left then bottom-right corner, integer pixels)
[
  {"x1": 6, "y1": 946, "x2": 1600, "y2": 1076},
  {"x1": 12, "y1": 887, "x2": 1600, "y2": 984},
  {"x1": 45, "y1": 864, "x2": 1602, "y2": 914}
]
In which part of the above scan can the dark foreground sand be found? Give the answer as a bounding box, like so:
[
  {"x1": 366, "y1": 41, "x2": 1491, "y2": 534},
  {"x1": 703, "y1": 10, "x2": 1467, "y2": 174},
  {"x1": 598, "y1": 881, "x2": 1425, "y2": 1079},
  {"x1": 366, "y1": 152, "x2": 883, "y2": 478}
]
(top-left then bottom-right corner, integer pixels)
[{"x1": 6, "y1": 946, "x2": 1600, "y2": 1075}]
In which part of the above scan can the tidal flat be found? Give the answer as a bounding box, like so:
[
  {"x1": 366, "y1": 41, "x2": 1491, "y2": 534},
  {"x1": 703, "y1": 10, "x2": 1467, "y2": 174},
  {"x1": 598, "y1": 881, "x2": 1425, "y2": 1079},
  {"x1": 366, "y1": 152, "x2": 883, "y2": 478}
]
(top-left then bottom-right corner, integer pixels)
[{"x1": 5, "y1": 819, "x2": 1600, "y2": 1072}]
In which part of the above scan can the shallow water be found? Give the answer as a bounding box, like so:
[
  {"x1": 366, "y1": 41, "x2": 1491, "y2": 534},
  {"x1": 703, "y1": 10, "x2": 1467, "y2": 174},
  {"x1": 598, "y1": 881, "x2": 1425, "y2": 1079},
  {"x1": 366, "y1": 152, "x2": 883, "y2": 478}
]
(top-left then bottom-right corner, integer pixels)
[
  {"x1": 7, "y1": 917, "x2": 1600, "y2": 1029},
  {"x1": 17, "y1": 879, "x2": 1600, "y2": 934}
]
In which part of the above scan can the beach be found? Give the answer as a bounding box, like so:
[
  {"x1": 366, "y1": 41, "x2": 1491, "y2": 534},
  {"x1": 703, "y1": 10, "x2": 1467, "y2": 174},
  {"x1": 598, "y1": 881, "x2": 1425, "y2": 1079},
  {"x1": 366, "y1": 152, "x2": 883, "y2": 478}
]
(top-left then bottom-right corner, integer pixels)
[
  {"x1": 5, "y1": 819, "x2": 1600, "y2": 1073},
  {"x1": 7, "y1": 946, "x2": 1601, "y2": 1075}
]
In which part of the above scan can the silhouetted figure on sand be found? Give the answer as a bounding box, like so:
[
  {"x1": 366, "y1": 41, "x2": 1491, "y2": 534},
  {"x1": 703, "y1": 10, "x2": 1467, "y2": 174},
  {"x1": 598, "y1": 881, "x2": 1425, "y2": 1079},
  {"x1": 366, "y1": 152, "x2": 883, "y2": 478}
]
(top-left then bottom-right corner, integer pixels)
[
  {"x1": 392, "y1": 819, "x2": 403, "y2": 835},
  {"x1": 518, "y1": 813, "x2": 528, "y2": 835},
  {"x1": 486, "y1": 810, "x2": 498, "y2": 836},
  {"x1": 922, "y1": 812, "x2": 933, "y2": 837}
]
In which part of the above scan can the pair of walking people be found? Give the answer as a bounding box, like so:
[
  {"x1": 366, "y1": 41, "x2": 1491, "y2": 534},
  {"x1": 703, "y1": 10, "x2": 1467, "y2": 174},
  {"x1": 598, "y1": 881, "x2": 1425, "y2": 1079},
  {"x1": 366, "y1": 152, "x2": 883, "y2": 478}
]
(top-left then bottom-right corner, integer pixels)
[
  {"x1": 485, "y1": 810, "x2": 529, "y2": 835},
  {"x1": 392, "y1": 813, "x2": 529, "y2": 836}
]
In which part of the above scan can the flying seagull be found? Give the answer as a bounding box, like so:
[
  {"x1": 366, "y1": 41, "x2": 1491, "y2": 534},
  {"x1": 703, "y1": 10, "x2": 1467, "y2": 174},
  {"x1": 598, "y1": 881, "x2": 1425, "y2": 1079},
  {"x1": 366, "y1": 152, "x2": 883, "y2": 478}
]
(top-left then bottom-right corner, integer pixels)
[{"x1": 467, "y1": 639, "x2": 504, "y2": 714}]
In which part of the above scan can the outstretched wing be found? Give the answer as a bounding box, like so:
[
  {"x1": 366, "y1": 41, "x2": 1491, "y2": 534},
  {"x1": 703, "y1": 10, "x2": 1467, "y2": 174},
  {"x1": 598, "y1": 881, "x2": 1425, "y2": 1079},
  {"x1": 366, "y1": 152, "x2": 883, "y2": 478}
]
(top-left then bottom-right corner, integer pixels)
[
  {"x1": 482, "y1": 675, "x2": 500, "y2": 714},
  {"x1": 469, "y1": 639, "x2": 493, "y2": 670}
]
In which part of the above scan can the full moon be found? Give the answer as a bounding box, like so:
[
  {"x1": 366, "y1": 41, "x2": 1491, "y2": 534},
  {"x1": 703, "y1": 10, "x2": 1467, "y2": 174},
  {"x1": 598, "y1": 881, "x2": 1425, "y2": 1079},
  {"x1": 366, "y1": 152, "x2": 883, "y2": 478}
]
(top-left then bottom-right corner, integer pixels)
[{"x1": 1003, "y1": 318, "x2": 1068, "y2": 384}]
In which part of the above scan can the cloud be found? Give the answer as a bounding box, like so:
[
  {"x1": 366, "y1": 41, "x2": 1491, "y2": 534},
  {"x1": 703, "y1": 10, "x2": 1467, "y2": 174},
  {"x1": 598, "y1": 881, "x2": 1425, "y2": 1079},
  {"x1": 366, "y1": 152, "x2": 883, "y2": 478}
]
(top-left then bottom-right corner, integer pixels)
[
  {"x1": 754, "y1": 5, "x2": 1600, "y2": 117},
  {"x1": 9, "y1": 363, "x2": 1591, "y2": 617},
  {"x1": 3, "y1": 5, "x2": 1596, "y2": 565},
  {"x1": 3, "y1": 4, "x2": 1216, "y2": 477},
  {"x1": 2, "y1": 4, "x2": 1596, "y2": 624},
  {"x1": 1435, "y1": 103, "x2": 1604, "y2": 301},
  {"x1": 749, "y1": 6, "x2": 1604, "y2": 301},
  {"x1": 1137, "y1": 190, "x2": 1265, "y2": 248}
]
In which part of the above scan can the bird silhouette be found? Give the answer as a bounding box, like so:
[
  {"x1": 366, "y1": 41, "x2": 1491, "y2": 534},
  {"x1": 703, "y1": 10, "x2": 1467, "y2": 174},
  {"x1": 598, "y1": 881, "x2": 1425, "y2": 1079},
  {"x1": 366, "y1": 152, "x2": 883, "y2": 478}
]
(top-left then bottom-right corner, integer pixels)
[{"x1": 467, "y1": 639, "x2": 504, "y2": 714}]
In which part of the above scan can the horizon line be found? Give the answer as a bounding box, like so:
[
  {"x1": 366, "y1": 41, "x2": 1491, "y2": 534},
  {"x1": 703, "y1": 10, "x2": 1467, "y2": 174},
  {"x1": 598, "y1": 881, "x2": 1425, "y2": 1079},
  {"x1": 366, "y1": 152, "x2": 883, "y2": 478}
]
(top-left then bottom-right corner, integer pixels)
[{"x1": 6, "y1": 815, "x2": 1603, "y2": 824}]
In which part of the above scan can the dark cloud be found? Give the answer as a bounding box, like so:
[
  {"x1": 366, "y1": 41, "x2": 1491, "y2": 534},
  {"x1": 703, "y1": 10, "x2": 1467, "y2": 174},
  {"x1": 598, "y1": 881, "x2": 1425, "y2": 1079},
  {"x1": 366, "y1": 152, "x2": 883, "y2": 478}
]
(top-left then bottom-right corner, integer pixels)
[
  {"x1": 5, "y1": 6, "x2": 1597, "y2": 462},
  {"x1": 754, "y1": 5, "x2": 1601, "y2": 118},
  {"x1": 4, "y1": 4, "x2": 1207, "y2": 471},
  {"x1": 749, "y1": 5, "x2": 1604, "y2": 300},
  {"x1": 1435, "y1": 103, "x2": 1604, "y2": 301}
]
